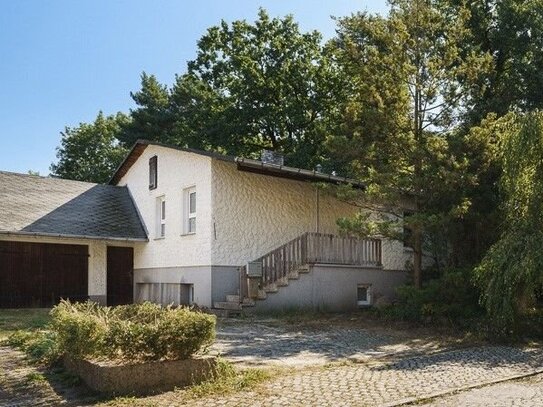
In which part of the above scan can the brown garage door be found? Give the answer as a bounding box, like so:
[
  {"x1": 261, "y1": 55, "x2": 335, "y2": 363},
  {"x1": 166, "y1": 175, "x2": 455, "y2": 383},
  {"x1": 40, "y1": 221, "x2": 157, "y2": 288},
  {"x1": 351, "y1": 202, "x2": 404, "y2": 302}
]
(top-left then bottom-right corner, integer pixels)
[
  {"x1": 107, "y1": 246, "x2": 134, "y2": 306},
  {"x1": 0, "y1": 241, "x2": 88, "y2": 308}
]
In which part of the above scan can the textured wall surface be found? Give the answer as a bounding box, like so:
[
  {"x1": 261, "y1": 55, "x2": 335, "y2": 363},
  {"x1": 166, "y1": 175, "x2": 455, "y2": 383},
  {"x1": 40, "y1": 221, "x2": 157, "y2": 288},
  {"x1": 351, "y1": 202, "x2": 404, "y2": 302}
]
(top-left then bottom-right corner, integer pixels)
[
  {"x1": 117, "y1": 145, "x2": 416, "y2": 308},
  {"x1": 253, "y1": 265, "x2": 408, "y2": 312},
  {"x1": 118, "y1": 145, "x2": 213, "y2": 269},
  {"x1": 210, "y1": 160, "x2": 411, "y2": 270}
]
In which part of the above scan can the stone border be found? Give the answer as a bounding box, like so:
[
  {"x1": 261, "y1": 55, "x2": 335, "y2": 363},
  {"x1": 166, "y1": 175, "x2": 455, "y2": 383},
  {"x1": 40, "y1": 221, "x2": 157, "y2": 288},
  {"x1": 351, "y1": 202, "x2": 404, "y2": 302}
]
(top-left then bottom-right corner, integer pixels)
[
  {"x1": 64, "y1": 356, "x2": 217, "y2": 396},
  {"x1": 383, "y1": 368, "x2": 543, "y2": 407}
]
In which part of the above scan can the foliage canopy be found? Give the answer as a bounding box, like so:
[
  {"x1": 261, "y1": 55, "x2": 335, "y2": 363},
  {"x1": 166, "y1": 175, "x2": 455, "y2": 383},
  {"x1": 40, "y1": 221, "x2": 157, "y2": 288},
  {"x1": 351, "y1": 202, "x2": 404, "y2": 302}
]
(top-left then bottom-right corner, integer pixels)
[{"x1": 476, "y1": 112, "x2": 543, "y2": 334}]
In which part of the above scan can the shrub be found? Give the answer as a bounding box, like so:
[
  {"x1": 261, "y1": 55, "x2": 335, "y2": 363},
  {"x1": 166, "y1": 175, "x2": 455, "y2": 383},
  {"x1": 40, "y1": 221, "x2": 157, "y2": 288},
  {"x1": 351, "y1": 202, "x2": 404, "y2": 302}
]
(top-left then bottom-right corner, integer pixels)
[
  {"x1": 379, "y1": 268, "x2": 483, "y2": 324},
  {"x1": 7, "y1": 330, "x2": 61, "y2": 365},
  {"x1": 50, "y1": 300, "x2": 216, "y2": 362},
  {"x1": 50, "y1": 301, "x2": 108, "y2": 359}
]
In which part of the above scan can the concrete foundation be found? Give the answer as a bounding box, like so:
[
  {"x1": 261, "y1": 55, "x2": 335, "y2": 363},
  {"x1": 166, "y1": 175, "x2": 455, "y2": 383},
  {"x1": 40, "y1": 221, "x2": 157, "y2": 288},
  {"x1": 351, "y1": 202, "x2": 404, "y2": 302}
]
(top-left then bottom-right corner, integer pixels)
[{"x1": 253, "y1": 264, "x2": 408, "y2": 312}]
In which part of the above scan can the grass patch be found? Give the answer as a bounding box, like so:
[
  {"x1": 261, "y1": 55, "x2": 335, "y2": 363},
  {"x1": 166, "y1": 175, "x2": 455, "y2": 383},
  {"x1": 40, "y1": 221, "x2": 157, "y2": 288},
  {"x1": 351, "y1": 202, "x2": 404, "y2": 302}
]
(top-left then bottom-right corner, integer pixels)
[
  {"x1": 0, "y1": 309, "x2": 51, "y2": 341},
  {"x1": 6, "y1": 329, "x2": 60, "y2": 365},
  {"x1": 25, "y1": 372, "x2": 47, "y2": 384},
  {"x1": 187, "y1": 359, "x2": 273, "y2": 398}
]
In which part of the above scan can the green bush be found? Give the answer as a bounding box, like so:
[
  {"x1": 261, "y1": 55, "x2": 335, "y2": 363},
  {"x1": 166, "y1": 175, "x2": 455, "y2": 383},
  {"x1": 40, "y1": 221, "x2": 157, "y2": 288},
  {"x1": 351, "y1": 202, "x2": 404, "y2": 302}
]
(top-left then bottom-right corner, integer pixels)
[
  {"x1": 50, "y1": 301, "x2": 108, "y2": 358},
  {"x1": 380, "y1": 268, "x2": 483, "y2": 324},
  {"x1": 50, "y1": 300, "x2": 216, "y2": 362},
  {"x1": 7, "y1": 330, "x2": 61, "y2": 365}
]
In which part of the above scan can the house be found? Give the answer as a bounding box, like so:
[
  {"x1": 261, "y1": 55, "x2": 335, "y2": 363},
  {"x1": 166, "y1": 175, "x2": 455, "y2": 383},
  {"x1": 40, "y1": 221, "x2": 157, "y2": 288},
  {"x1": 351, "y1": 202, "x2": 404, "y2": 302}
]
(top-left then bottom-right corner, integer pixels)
[{"x1": 0, "y1": 140, "x2": 411, "y2": 311}]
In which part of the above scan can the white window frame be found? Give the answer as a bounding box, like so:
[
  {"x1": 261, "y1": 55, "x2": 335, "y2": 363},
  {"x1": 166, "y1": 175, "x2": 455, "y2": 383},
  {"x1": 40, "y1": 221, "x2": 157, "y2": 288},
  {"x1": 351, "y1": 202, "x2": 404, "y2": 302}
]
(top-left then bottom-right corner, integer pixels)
[
  {"x1": 156, "y1": 195, "x2": 166, "y2": 239},
  {"x1": 357, "y1": 284, "x2": 372, "y2": 306},
  {"x1": 183, "y1": 186, "x2": 196, "y2": 235}
]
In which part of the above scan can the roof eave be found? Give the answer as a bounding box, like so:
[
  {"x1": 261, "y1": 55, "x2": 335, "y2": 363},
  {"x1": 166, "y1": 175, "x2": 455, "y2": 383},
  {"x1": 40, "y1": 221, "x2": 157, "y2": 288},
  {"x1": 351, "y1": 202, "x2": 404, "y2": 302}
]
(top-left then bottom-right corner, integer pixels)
[
  {"x1": 0, "y1": 230, "x2": 149, "y2": 243},
  {"x1": 234, "y1": 157, "x2": 366, "y2": 189}
]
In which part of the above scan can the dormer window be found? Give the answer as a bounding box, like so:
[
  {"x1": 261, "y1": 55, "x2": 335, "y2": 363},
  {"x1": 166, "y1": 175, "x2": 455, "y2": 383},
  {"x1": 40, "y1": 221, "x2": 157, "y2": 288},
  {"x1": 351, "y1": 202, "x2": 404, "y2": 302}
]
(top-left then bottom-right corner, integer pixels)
[{"x1": 149, "y1": 156, "x2": 158, "y2": 190}]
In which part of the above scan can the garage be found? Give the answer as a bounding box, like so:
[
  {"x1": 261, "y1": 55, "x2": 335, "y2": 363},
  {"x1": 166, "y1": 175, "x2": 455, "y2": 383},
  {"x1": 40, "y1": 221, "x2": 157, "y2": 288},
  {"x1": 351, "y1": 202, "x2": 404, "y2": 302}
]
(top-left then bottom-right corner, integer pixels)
[
  {"x1": 0, "y1": 241, "x2": 88, "y2": 308},
  {"x1": 0, "y1": 171, "x2": 147, "y2": 308},
  {"x1": 107, "y1": 246, "x2": 134, "y2": 306}
]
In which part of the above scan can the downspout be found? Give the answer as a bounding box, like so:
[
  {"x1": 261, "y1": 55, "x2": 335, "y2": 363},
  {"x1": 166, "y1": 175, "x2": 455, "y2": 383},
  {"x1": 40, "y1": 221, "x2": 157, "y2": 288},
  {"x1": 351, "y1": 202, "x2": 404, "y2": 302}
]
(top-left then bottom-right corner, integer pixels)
[{"x1": 315, "y1": 186, "x2": 320, "y2": 233}]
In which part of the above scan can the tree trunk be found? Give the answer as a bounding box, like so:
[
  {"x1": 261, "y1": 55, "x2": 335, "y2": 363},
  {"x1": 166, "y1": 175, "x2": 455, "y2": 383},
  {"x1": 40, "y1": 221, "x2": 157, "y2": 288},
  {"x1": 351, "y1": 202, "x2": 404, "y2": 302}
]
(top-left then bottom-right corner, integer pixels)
[{"x1": 413, "y1": 227, "x2": 423, "y2": 289}]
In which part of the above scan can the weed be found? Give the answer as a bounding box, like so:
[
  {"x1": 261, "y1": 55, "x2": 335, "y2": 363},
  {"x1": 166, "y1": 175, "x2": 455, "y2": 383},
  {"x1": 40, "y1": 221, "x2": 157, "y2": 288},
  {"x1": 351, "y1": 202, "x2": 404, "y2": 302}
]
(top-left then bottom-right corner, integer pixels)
[
  {"x1": 25, "y1": 372, "x2": 46, "y2": 384},
  {"x1": 187, "y1": 358, "x2": 272, "y2": 398}
]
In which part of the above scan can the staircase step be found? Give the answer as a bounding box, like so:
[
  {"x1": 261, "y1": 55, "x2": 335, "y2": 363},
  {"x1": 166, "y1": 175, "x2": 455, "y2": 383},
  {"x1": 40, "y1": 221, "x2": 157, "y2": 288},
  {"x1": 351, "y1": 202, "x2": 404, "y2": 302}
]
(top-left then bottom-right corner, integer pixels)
[
  {"x1": 264, "y1": 284, "x2": 278, "y2": 293},
  {"x1": 214, "y1": 301, "x2": 242, "y2": 310},
  {"x1": 226, "y1": 295, "x2": 240, "y2": 303},
  {"x1": 298, "y1": 265, "x2": 310, "y2": 273},
  {"x1": 242, "y1": 298, "x2": 256, "y2": 307},
  {"x1": 288, "y1": 271, "x2": 300, "y2": 280}
]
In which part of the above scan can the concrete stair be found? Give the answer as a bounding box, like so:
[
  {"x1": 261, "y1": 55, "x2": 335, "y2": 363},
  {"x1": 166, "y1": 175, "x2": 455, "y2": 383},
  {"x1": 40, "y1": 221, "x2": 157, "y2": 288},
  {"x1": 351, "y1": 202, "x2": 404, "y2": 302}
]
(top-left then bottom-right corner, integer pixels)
[
  {"x1": 213, "y1": 265, "x2": 311, "y2": 314},
  {"x1": 213, "y1": 293, "x2": 256, "y2": 317},
  {"x1": 254, "y1": 264, "x2": 310, "y2": 301}
]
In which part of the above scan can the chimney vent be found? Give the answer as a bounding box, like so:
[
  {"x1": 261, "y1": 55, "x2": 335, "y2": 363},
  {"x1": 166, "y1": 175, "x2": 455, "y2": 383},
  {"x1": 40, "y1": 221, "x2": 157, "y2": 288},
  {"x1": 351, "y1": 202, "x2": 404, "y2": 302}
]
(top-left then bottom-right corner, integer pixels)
[{"x1": 261, "y1": 149, "x2": 284, "y2": 166}]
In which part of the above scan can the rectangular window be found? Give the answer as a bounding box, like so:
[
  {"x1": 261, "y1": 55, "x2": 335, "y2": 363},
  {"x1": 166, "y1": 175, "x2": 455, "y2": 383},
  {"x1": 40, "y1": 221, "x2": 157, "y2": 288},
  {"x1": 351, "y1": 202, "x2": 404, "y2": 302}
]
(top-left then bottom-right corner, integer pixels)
[
  {"x1": 183, "y1": 187, "x2": 196, "y2": 234},
  {"x1": 357, "y1": 284, "x2": 372, "y2": 306},
  {"x1": 156, "y1": 196, "x2": 165, "y2": 238},
  {"x1": 149, "y1": 156, "x2": 158, "y2": 190}
]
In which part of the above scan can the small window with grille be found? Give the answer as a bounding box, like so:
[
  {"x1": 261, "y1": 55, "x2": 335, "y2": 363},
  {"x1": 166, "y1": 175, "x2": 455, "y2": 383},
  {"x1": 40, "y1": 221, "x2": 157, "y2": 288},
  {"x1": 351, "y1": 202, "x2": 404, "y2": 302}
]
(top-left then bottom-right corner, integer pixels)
[{"x1": 357, "y1": 284, "x2": 372, "y2": 306}]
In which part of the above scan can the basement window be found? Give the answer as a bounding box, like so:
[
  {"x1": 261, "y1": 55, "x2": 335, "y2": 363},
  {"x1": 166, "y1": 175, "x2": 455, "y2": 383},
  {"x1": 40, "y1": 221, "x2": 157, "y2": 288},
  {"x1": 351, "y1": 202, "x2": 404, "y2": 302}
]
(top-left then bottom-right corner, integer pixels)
[
  {"x1": 149, "y1": 156, "x2": 158, "y2": 190},
  {"x1": 357, "y1": 284, "x2": 372, "y2": 306}
]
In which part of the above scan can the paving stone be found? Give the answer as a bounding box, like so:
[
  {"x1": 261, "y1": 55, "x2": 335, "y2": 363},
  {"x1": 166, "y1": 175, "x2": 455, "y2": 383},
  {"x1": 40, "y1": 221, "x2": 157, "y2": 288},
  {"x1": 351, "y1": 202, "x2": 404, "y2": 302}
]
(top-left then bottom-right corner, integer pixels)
[
  {"x1": 185, "y1": 346, "x2": 543, "y2": 407},
  {"x1": 420, "y1": 373, "x2": 543, "y2": 407},
  {"x1": 2, "y1": 319, "x2": 543, "y2": 407}
]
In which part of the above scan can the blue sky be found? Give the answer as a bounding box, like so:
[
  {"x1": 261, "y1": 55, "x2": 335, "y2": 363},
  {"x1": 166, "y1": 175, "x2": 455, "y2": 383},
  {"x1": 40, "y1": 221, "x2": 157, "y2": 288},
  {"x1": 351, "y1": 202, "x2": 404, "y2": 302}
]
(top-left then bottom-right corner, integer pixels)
[{"x1": 0, "y1": 1, "x2": 388, "y2": 175}]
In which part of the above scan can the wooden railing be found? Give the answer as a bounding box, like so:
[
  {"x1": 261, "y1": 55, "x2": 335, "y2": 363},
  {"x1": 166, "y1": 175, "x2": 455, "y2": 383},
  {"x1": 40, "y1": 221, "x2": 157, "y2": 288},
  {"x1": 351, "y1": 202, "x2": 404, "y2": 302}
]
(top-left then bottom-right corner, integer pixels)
[{"x1": 240, "y1": 232, "x2": 382, "y2": 299}]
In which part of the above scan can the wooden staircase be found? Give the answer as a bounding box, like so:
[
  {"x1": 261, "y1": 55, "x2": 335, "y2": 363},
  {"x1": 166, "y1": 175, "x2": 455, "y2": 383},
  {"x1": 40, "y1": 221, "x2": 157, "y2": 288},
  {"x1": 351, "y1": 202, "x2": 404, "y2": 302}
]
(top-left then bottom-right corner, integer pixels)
[{"x1": 213, "y1": 232, "x2": 382, "y2": 314}]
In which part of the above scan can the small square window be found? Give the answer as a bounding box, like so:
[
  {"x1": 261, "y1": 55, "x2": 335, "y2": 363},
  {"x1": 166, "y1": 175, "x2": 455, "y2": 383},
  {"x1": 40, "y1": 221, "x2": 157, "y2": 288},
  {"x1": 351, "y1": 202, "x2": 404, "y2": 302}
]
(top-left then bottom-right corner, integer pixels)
[
  {"x1": 149, "y1": 156, "x2": 158, "y2": 190},
  {"x1": 357, "y1": 284, "x2": 372, "y2": 306}
]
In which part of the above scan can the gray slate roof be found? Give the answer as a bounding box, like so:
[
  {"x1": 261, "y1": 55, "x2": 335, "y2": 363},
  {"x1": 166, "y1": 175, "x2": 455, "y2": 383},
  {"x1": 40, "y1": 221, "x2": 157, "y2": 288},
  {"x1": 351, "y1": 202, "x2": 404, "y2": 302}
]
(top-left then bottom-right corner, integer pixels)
[{"x1": 0, "y1": 171, "x2": 147, "y2": 241}]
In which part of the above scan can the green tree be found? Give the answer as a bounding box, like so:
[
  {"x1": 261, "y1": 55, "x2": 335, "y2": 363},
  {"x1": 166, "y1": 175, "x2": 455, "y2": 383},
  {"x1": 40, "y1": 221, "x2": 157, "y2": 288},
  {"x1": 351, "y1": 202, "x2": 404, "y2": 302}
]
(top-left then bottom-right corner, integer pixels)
[
  {"x1": 476, "y1": 112, "x2": 543, "y2": 334},
  {"x1": 117, "y1": 73, "x2": 173, "y2": 146},
  {"x1": 50, "y1": 112, "x2": 129, "y2": 183},
  {"x1": 183, "y1": 8, "x2": 337, "y2": 167},
  {"x1": 446, "y1": 0, "x2": 543, "y2": 126},
  {"x1": 328, "y1": 0, "x2": 491, "y2": 287},
  {"x1": 120, "y1": 9, "x2": 338, "y2": 168}
]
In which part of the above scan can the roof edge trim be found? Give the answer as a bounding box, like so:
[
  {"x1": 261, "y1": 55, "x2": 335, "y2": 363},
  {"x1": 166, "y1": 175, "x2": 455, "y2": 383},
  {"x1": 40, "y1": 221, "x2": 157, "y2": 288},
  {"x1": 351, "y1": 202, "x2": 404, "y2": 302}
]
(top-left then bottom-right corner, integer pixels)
[{"x1": 0, "y1": 230, "x2": 149, "y2": 243}]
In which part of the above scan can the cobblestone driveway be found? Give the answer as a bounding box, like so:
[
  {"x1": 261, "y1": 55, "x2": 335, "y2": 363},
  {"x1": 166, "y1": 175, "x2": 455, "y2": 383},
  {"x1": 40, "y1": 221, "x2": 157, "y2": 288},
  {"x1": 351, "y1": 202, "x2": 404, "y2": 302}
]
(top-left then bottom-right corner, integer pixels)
[
  {"x1": 210, "y1": 318, "x2": 449, "y2": 367},
  {"x1": 1, "y1": 318, "x2": 543, "y2": 407},
  {"x1": 185, "y1": 346, "x2": 543, "y2": 407},
  {"x1": 421, "y1": 373, "x2": 543, "y2": 407}
]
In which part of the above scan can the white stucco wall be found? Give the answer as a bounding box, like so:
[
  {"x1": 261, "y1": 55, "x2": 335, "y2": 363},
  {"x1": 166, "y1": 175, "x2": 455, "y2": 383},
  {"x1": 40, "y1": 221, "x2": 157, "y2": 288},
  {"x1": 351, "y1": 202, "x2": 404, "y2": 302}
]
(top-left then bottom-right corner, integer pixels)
[
  {"x1": 210, "y1": 160, "x2": 411, "y2": 270},
  {"x1": 117, "y1": 145, "x2": 213, "y2": 269}
]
